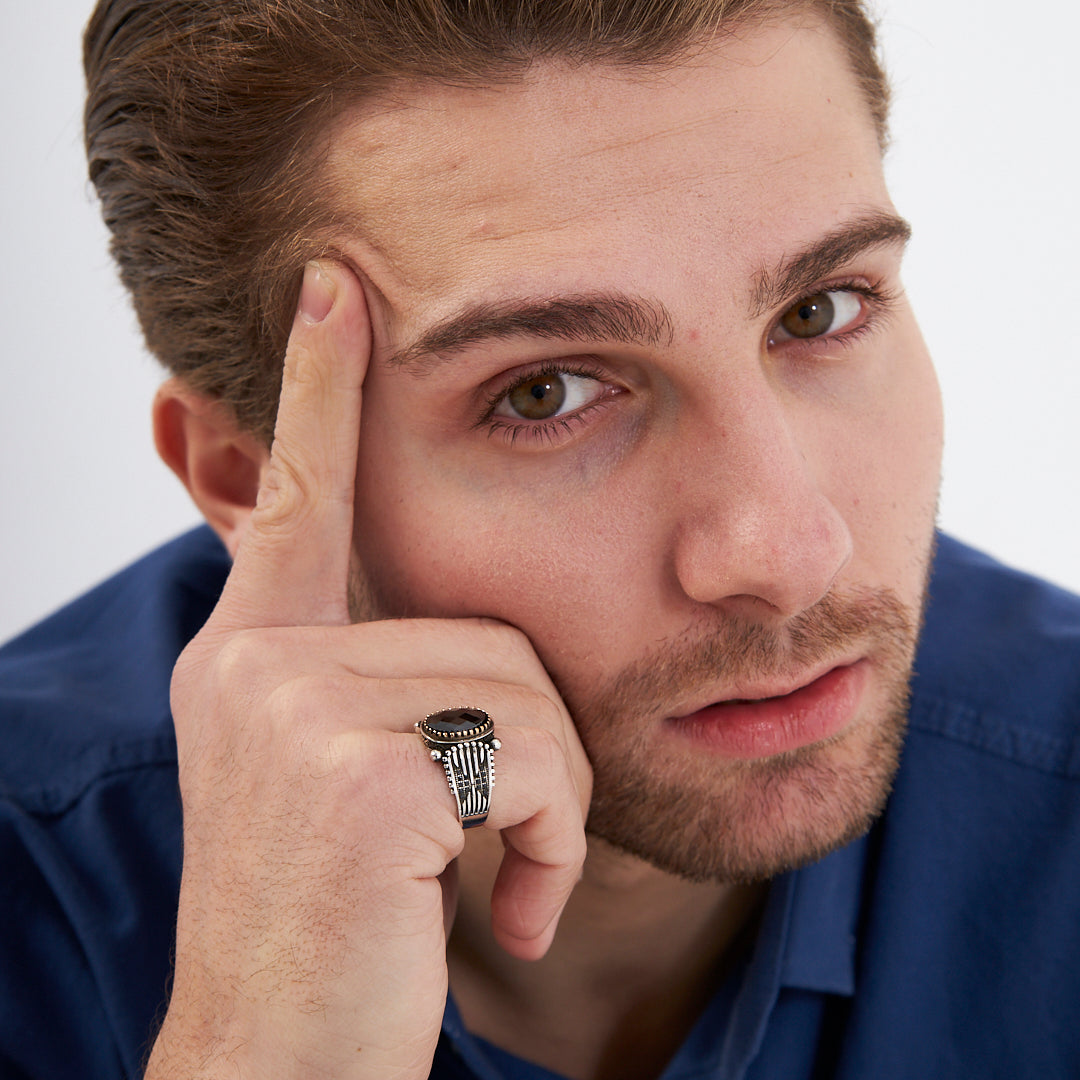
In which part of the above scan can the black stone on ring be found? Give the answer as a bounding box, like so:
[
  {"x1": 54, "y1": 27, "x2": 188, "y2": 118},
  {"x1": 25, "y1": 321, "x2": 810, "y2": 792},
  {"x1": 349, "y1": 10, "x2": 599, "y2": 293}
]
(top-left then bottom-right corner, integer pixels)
[{"x1": 416, "y1": 708, "x2": 501, "y2": 828}]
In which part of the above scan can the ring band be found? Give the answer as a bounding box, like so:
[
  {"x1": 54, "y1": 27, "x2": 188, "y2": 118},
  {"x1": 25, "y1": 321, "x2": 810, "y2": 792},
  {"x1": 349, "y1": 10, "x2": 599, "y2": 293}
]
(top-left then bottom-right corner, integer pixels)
[{"x1": 416, "y1": 708, "x2": 501, "y2": 828}]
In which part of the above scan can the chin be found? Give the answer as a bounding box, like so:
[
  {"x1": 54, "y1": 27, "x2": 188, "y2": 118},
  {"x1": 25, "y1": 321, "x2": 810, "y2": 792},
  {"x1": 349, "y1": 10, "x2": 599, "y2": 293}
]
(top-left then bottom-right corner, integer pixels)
[
  {"x1": 569, "y1": 583, "x2": 921, "y2": 884},
  {"x1": 583, "y1": 685, "x2": 908, "y2": 884}
]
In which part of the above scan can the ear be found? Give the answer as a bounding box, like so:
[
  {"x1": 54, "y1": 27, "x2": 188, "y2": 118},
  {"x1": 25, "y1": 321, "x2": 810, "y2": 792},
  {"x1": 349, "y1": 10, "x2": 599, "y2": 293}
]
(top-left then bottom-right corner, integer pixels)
[{"x1": 153, "y1": 379, "x2": 269, "y2": 558}]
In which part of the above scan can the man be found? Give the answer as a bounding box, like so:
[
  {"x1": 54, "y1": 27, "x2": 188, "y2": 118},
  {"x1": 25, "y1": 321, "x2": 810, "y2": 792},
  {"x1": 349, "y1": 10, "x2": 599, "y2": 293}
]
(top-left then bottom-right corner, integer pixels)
[{"x1": 1, "y1": 1, "x2": 1077, "y2": 1078}]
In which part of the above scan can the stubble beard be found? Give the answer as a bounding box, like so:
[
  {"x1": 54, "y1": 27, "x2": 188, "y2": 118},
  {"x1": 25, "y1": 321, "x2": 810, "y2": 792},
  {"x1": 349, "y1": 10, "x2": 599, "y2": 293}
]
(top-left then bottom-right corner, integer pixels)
[
  {"x1": 348, "y1": 566, "x2": 925, "y2": 887},
  {"x1": 568, "y1": 586, "x2": 921, "y2": 885}
]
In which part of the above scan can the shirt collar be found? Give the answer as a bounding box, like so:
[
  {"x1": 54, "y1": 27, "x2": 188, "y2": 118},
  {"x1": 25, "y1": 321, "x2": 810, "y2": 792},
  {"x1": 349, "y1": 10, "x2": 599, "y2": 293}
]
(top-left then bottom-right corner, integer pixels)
[
  {"x1": 440, "y1": 831, "x2": 869, "y2": 1080},
  {"x1": 778, "y1": 831, "x2": 868, "y2": 996}
]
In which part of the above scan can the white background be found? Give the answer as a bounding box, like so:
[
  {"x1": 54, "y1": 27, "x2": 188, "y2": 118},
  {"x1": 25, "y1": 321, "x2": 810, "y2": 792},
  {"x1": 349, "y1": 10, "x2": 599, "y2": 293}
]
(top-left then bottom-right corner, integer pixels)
[{"x1": 1, "y1": 0, "x2": 1077, "y2": 641}]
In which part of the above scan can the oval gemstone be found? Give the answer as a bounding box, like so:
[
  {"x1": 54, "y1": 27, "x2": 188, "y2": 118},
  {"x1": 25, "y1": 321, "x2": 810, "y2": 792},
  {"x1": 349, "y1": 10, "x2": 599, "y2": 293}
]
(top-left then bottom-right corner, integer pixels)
[{"x1": 424, "y1": 708, "x2": 490, "y2": 737}]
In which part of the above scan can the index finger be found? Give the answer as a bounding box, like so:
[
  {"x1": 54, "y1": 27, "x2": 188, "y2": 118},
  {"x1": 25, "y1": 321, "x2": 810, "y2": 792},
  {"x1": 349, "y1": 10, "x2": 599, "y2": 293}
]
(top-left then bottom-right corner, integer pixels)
[{"x1": 216, "y1": 259, "x2": 371, "y2": 630}]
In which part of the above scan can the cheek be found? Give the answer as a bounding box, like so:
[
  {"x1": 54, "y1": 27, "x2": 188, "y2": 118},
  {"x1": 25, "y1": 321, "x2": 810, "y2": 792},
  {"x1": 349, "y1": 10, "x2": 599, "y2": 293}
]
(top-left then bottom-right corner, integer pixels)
[
  {"x1": 834, "y1": 333, "x2": 943, "y2": 590},
  {"x1": 351, "y1": 405, "x2": 648, "y2": 643},
  {"x1": 350, "y1": 362, "x2": 663, "y2": 641},
  {"x1": 875, "y1": 337, "x2": 943, "y2": 519}
]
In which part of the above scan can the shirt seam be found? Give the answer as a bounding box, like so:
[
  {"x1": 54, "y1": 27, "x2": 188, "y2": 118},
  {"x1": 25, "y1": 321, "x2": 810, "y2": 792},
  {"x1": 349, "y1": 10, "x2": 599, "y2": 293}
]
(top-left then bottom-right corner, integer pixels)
[
  {"x1": 908, "y1": 692, "x2": 1080, "y2": 779},
  {"x1": 2, "y1": 731, "x2": 178, "y2": 817}
]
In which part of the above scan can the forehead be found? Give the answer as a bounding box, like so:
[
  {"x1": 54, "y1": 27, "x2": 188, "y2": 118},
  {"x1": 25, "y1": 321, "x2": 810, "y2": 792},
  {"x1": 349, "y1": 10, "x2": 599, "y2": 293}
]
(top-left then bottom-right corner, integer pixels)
[{"x1": 324, "y1": 20, "x2": 887, "y2": 336}]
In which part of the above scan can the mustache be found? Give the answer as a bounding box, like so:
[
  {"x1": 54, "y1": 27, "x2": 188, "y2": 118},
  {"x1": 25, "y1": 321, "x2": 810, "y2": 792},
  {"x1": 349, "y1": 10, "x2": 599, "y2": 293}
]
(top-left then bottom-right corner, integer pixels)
[{"x1": 567, "y1": 585, "x2": 918, "y2": 726}]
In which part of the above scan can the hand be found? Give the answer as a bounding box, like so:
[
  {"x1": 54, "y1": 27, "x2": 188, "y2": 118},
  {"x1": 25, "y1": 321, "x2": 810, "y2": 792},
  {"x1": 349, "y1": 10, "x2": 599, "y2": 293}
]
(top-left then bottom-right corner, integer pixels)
[{"x1": 145, "y1": 261, "x2": 592, "y2": 1079}]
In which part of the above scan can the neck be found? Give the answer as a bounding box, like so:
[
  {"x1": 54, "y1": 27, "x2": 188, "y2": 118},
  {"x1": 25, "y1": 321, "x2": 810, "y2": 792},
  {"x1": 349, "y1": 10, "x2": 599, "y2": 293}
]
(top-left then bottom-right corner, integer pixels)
[{"x1": 448, "y1": 832, "x2": 767, "y2": 1080}]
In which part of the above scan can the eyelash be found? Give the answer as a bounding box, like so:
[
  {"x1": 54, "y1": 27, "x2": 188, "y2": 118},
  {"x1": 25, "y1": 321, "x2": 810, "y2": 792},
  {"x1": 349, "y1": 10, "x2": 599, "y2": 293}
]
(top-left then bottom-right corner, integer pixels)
[
  {"x1": 476, "y1": 360, "x2": 612, "y2": 447},
  {"x1": 475, "y1": 278, "x2": 898, "y2": 446},
  {"x1": 769, "y1": 278, "x2": 897, "y2": 354}
]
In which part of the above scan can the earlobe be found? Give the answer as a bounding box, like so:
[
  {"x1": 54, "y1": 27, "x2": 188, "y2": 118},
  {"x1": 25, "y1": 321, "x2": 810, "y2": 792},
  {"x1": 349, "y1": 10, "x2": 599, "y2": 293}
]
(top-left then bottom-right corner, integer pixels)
[{"x1": 152, "y1": 379, "x2": 268, "y2": 558}]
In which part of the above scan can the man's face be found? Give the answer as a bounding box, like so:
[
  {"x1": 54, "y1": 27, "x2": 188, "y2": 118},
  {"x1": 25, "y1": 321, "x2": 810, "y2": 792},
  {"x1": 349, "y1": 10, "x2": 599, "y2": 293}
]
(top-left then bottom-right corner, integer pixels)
[{"x1": 330, "y1": 20, "x2": 943, "y2": 882}]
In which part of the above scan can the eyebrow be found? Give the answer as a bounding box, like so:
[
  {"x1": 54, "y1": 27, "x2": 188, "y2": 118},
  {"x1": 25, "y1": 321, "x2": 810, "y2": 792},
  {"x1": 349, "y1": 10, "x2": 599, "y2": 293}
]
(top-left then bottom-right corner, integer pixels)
[
  {"x1": 386, "y1": 211, "x2": 911, "y2": 374},
  {"x1": 749, "y1": 211, "x2": 912, "y2": 317},
  {"x1": 387, "y1": 293, "x2": 675, "y2": 375}
]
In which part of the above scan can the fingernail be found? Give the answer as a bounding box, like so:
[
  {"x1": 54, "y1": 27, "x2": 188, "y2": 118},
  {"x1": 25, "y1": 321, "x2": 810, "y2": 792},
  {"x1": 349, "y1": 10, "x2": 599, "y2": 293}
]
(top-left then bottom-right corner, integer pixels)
[{"x1": 298, "y1": 261, "x2": 336, "y2": 324}]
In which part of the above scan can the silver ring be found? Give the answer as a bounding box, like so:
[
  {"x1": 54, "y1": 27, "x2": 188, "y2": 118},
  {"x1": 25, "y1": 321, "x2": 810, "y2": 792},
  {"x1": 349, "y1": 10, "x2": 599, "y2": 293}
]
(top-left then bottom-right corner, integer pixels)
[{"x1": 416, "y1": 708, "x2": 501, "y2": 828}]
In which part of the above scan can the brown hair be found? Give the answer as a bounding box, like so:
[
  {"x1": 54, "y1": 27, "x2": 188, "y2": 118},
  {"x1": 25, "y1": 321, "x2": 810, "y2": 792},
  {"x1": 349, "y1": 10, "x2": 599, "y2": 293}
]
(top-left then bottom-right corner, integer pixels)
[{"x1": 84, "y1": 0, "x2": 889, "y2": 441}]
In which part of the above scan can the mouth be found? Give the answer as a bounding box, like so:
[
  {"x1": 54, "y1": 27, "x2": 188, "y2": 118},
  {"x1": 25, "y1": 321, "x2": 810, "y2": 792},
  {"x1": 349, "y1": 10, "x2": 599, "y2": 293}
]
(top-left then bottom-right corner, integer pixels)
[{"x1": 664, "y1": 660, "x2": 868, "y2": 760}]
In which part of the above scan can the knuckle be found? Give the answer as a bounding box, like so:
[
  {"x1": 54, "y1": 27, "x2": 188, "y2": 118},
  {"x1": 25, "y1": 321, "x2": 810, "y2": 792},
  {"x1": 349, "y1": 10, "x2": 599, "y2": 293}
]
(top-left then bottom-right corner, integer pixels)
[
  {"x1": 515, "y1": 690, "x2": 573, "y2": 747},
  {"x1": 476, "y1": 620, "x2": 538, "y2": 671},
  {"x1": 262, "y1": 669, "x2": 373, "y2": 757},
  {"x1": 262, "y1": 675, "x2": 321, "y2": 735},
  {"x1": 251, "y1": 448, "x2": 315, "y2": 536},
  {"x1": 177, "y1": 629, "x2": 311, "y2": 745},
  {"x1": 517, "y1": 724, "x2": 565, "y2": 776},
  {"x1": 284, "y1": 342, "x2": 334, "y2": 397},
  {"x1": 536, "y1": 692, "x2": 569, "y2": 730},
  {"x1": 170, "y1": 629, "x2": 265, "y2": 727},
  {"x1": 211, "y1": 628, "x2": 274, "y2": 690}
]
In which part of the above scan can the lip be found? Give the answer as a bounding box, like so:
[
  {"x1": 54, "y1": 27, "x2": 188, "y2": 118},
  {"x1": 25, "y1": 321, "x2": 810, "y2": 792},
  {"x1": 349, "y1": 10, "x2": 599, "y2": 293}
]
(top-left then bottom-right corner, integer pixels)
[{"x1": 664, "y1": 660, "x2": 868, "y2": 760}]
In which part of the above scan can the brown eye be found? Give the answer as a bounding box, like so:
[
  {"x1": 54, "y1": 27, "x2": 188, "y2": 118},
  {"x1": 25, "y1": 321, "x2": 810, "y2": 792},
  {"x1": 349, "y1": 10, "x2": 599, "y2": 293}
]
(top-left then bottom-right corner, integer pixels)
[
  {"x1": 493, "y1": 370, "x2": 605, "y2": 428},
  {"x1": 780, "y1": 292, "x2": 835, "y2": 338},
  {"x1": 506, "y1": 374, "x2": 568, "y2": 419},
  {"x1": 772, "y1": 289, "x2": 863, "y2": 345}
]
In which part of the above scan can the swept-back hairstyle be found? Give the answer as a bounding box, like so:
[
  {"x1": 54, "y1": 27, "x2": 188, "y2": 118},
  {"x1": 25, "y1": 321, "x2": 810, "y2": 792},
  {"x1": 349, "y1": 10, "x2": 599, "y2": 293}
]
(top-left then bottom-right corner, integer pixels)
[{"x1": 84, "y1": 0, "x2": 889, "y2": 440}]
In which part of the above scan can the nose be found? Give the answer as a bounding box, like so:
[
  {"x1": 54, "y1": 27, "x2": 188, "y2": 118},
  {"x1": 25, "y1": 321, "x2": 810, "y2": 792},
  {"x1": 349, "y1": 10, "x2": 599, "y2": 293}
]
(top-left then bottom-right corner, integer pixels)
[{"x1": 669, "y1": 383, "x2": 853, "y2": 619}]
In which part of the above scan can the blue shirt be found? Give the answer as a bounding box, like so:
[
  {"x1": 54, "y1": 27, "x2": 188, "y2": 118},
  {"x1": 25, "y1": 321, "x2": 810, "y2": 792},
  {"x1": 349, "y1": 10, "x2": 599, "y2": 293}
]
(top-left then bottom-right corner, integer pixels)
[{"x1": 2, "y1": 529, "x2": 1078, "y2": 1079}]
